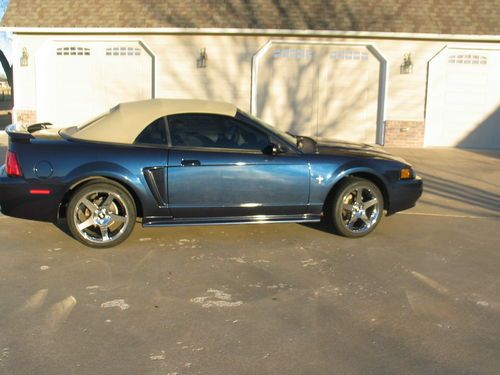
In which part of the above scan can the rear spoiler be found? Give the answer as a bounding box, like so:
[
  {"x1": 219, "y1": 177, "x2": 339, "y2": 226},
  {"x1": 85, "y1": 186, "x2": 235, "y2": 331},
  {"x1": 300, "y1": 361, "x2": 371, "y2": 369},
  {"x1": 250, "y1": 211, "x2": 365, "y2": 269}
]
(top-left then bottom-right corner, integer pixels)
[{"x1": 5, "y1": 123, "x2": 53, "y2": 142}]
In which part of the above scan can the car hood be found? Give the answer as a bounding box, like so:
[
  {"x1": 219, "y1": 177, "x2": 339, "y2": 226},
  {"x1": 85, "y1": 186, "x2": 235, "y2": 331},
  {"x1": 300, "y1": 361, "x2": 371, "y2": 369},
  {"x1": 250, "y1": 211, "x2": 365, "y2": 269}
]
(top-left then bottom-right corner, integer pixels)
[{"x1": 313, "y1": 138, "x2": 408, "y2": 164}]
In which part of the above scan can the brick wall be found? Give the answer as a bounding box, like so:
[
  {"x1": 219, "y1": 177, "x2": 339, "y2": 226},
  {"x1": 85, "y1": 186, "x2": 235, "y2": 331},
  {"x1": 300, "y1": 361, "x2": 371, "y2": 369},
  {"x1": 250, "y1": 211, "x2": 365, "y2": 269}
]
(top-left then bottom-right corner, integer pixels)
[
  {"x1": 15, "y1": 109, "x2": 37, "y2": 126},
  {"x1": 384, "y1": 120, "x2": 425, "y2": 147}
]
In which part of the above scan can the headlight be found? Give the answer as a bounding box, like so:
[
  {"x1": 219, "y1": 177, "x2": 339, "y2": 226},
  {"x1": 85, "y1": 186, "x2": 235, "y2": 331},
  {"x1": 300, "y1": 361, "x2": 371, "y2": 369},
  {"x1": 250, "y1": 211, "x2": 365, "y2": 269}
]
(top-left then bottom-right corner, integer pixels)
[{"x1": 399, "y1": 167, "x2": 414, "y2": 180}]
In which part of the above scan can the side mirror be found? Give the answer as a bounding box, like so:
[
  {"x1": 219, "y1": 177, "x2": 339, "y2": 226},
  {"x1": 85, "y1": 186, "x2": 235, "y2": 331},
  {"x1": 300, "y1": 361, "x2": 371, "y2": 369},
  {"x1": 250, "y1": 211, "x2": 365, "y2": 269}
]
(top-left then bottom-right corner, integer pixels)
[{"x1": 262, "y1": 143, "x2": 286, "y2": 156}]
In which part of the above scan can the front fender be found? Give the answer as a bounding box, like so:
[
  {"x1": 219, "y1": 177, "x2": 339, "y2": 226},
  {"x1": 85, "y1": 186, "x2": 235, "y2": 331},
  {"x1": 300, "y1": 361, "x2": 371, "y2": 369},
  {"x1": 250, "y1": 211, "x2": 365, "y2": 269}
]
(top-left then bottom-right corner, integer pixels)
[{"x1": 309, "y1": 161, "x2": 390, "y2": 208}]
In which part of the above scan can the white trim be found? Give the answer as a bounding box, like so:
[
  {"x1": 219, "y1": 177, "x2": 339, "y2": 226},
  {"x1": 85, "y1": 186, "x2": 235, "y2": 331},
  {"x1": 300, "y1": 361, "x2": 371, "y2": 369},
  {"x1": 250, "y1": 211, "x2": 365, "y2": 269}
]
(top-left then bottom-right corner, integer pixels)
[
  {"x1": 10, "y1": 33, "x2": 27, "y2": 124},
  {"x1": 250, "y1": 40, "x2": 273, "y2": 114},
  {"x1": 3, "y1": 27, "x2": 500, "y2": 42},
  {"x1": 250, "y1": 40, "x2": 388, "y2": 145}
]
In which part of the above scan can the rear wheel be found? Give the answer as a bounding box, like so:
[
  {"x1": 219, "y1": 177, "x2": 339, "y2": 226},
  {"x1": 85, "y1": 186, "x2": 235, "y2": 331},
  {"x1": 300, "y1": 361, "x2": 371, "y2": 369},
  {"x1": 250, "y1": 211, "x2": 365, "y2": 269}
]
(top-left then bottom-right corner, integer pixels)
[
  {"x1": 67, "y1": 182, "x2": 136, "y2": 248},
  {"x1": 330, "y1": 177, "x2": 384, "y2": 237}
]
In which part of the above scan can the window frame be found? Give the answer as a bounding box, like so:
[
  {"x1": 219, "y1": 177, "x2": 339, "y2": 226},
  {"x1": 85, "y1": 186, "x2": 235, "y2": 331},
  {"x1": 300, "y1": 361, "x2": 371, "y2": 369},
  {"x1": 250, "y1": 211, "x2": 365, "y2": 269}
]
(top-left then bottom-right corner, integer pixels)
[
  {"x1": 165, "y1": 113, "x2": 298, "y2": 154},
  {"x1": 133, "y1": 116, "x2": 170, "y2": 147}
]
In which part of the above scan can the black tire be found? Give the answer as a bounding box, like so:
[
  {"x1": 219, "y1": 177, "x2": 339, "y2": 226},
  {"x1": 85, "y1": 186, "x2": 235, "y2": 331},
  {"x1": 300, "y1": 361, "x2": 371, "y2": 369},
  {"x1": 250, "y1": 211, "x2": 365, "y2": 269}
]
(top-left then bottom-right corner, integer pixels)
[
  {"x1": 67, "y1": 182, "x2": 136, "y2": 248},
  {"x1": 330, "y1": 177, "x2": 384, "y2": 238}
]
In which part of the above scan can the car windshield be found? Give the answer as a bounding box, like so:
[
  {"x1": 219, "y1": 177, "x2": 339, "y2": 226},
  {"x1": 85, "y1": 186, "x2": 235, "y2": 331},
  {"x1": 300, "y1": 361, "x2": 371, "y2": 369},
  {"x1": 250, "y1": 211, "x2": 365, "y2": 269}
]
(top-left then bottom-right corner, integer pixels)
[{"x1": 239, "y1": 110, "x2": 298, "y2": 147}]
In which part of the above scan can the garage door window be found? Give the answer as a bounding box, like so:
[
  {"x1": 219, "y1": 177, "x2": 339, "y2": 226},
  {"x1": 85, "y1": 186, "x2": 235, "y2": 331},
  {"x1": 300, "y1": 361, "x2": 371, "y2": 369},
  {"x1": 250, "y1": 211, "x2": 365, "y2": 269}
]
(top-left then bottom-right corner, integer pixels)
[
  {"x1": 56, "y1": 47, "x2": 90, "y2": 56},
  {"x1": 106, "y1": 47, "x2": 141, "y2": 56},
  {"x1": 448, "y1": 54, "x2": 487, "y2": 65},
  {"x1": 330, "y1": 50, "x2": 368, "y2": 61}
]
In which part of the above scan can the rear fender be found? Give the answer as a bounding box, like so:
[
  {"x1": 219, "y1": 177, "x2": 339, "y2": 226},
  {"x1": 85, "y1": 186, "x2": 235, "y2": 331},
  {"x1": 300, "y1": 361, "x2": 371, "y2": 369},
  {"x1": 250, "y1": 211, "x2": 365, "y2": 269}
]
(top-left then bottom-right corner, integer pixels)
[
  {"x1": 64, "y1": 161, "x2": 140, "y2": 189},
  {"x1": 60, "y1": 162, "x2": 153, "y2": 219}
]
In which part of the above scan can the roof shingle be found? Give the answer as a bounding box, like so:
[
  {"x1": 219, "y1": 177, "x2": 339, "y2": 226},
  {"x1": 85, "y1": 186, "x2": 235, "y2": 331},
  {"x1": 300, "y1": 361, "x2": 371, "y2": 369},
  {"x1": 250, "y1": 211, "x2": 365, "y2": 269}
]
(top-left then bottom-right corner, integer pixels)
[{"x1": 2, "y1": 0, "x2": 499, "y2": 35}]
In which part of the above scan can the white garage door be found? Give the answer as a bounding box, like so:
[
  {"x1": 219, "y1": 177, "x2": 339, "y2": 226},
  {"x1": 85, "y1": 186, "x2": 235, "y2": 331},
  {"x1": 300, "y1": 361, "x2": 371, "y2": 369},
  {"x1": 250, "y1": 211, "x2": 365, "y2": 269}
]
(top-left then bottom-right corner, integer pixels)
[
  {"x1": 425, "y1": 48, "x2": 500, "y2": 149},
  {"x1": 37, "y1": 41, "x2": 154, "y2": 126},
  {"x1": 254, "y1": 42, "x2": 383, "y2": 144}
]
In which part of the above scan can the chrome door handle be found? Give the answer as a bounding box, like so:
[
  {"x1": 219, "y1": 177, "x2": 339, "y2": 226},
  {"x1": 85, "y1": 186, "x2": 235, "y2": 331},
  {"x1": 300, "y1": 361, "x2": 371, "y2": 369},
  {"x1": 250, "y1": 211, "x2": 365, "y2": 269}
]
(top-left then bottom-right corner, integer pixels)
[{"x1": 181, "y1": 159, "x2": 201, "y2": 167}]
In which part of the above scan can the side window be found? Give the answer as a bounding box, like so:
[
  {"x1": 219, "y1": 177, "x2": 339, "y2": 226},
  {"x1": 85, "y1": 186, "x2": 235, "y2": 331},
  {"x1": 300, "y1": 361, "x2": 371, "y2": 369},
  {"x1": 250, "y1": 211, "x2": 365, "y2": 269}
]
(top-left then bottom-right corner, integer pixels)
[
  {"x1": 167, "y1": 113, "x2": 270, "y2": 150},
  {"x1": 135, "y1": 117, "x2": 167, "y2": 145}
]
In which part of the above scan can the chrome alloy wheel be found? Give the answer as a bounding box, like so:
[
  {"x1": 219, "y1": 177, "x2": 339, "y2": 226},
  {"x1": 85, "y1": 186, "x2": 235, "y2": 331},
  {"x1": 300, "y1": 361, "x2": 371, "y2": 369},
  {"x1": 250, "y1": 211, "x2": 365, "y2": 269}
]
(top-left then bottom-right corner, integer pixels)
[
  {"x1": 341, "y1": 187, "x2": 380, "y2": 234},
  {"x1": 73, "y1": 191, "x2": 129, "y2": 244}
]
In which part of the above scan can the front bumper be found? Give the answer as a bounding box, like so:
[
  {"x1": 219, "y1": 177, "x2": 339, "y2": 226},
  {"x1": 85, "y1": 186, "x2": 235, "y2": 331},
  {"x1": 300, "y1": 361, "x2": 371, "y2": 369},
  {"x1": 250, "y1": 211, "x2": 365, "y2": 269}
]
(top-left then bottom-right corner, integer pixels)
[
  {"x1": 387, "y1": 176, "x2": 423, "y2": 214},
  {"x1": 0, "y1": 170, "x2": 62, "y2": 222}
]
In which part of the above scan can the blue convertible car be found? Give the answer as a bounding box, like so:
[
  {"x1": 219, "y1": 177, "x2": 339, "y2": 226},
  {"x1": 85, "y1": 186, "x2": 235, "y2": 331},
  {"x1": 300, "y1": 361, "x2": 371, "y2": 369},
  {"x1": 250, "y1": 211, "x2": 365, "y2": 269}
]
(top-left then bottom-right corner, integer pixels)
[{"x1": 0, "y1": 99, "x2": 422, "y2": 248}]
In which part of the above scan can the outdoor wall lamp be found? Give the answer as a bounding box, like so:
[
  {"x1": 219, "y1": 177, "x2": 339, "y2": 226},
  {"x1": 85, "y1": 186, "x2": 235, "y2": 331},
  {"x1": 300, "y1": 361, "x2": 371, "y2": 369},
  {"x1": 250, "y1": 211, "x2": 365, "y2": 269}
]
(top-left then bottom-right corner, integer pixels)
[
  {"x1": 197, "y1": 48, "x2": 207, "y2": 68},
  {"x1": 400, "y1": 53, "x2": 413, "y2": 74},
  {"x1": 20, "y1": 47, "x2": 29, "y2": 67}
]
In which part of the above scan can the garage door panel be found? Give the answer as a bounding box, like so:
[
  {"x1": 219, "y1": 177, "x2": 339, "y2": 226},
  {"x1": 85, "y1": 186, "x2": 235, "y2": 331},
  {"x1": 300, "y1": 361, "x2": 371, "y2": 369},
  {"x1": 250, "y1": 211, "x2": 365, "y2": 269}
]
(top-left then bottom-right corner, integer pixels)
[
  {"x1": 101, "y1": 44, "x2": 153, "y2": 108},
  {"x1": 257, "y1": 46, "x2": 317, "y2": 137},
  {"x1": 37, "y1": 41, "x2": 154, "y2": 127},
  {"x1": 445, "y1": 94, "x2": 485, "y2": 107},
  {"x1": 447, "y1": 71, "x2": 487, "y2": 85},
  {"x1": 256, "y1": 43, "x2": 381, "y2": 144},
  {"x1": 425, "y1": 48, "x2": 500, "y2": 149},
  {"x1": 318, "y1": 49, "x2": 379, "y2": 142}
]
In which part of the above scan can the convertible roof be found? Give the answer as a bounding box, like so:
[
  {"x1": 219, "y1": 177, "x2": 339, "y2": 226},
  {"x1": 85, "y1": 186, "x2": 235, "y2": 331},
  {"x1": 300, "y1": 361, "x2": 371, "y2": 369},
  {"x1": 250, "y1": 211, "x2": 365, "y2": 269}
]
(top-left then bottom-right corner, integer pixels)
[{"x1": 68, "y1": 99, "x2": 238, "y2": 144}]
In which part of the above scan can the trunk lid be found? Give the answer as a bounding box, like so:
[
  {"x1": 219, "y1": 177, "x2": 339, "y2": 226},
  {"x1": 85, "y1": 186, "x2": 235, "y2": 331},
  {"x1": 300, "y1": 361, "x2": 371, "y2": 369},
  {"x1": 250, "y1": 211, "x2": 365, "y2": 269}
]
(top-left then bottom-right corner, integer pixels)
[{"x1": 5, "y1": 123, "x2": 62, "y2": 142}]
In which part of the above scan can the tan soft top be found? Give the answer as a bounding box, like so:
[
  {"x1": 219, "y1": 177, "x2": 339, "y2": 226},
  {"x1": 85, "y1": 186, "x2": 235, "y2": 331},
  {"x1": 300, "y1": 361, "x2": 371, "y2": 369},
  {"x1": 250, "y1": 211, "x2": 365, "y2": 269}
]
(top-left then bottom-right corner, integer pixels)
[{"x1": 68, "y1": 99, "x2": 238, "y2": 144}]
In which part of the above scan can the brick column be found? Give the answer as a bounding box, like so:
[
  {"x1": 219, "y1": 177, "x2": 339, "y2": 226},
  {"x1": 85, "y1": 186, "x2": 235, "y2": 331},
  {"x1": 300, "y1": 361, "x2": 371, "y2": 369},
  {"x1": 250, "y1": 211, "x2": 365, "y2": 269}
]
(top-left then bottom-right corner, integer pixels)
[{"x1": 383, "y1": 120, "x2": 425, "y2": 147}]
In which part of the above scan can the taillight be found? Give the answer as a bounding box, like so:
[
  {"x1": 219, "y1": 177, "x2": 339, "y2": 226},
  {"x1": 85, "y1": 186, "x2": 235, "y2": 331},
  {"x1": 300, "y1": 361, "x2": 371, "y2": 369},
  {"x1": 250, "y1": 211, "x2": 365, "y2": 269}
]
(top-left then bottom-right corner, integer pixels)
[{"x1": 5, "y1": 151, "x2": 23, "y2": 177}]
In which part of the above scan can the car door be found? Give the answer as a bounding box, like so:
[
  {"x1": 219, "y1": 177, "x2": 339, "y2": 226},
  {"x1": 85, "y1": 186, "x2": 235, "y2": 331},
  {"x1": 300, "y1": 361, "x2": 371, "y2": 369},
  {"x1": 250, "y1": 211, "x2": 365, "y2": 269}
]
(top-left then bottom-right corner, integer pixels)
[{"x1": 166, "y1": 113, "x2": 310, "y2": 219}]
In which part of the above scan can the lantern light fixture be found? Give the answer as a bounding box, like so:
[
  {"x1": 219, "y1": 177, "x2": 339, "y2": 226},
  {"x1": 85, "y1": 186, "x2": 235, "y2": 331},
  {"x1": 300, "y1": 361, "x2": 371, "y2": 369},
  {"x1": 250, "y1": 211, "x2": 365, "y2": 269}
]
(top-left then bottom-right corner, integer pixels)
[
  {"x1": 400, "y1": 53, "x2": 413, "y2": 74},
  {"x1": 197, "y1": 48, "x2": 207, "y2": 68},
  {"x1": 20, "y1": 47, "x2": 29, "y2": 67}
]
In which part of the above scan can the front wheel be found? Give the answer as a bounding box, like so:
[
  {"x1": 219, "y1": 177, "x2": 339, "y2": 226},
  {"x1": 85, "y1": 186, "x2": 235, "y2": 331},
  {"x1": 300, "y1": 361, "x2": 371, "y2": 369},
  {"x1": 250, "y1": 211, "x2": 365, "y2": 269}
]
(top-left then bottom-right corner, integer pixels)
[
  {"x1": 330, "y1": 177, "x2": 384, "y2": 238},
  {"x1": 67, "y1": 182, "x2": 136, "y2": 248}
]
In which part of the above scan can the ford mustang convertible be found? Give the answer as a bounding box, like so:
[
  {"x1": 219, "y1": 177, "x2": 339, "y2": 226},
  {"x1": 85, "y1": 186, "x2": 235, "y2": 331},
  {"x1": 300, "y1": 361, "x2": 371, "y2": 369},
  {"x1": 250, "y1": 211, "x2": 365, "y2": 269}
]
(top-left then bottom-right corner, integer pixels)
[{"x1": 0, "y1": 99, "x2": 422, "y2": 248}]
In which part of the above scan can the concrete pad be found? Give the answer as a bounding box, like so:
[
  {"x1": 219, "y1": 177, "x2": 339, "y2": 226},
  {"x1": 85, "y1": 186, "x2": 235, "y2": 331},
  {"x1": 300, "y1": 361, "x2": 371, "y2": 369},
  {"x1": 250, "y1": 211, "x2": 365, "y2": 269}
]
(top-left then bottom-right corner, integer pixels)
[{"x1": 0, "y1": 213, "x2": 499, "y2": 374}]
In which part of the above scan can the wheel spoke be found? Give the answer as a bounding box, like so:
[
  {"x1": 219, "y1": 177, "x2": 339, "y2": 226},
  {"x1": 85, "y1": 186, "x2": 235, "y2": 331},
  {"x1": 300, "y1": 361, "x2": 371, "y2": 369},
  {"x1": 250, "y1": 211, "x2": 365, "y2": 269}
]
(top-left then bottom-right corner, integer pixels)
[
  {"x1": 81, "y1": 198, "x2": 98, "y2": 212},
  {"x1": 363, "y1": 198, "x2": 378, "y2": 209},
  {"x1": 99, "y1": 225, "x2": 110, "y2": 241},
  {"x1": 101, "y1": 194, "x2": 115, "y2": 209},
  {"x1": 360, "y1": 213, "x2": 371, "y2": 226},
  {"x1": 347, "y1": 213, "x2": 359, "y2": 229},
  {"x1": 77, "y1": 218, "x2": 94, "y2": 231},
  {"x1": 355, "y1": 188, "x2": 364, "y2": 204},
  {"x1": 109, "y1": 214, "x2": 126, "y2": 223}
]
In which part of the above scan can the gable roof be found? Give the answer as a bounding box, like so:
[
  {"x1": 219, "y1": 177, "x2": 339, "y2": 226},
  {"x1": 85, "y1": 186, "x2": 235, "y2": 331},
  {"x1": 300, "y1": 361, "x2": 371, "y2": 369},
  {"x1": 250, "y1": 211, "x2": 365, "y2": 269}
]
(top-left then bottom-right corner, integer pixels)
[{"x1": 2, "y1": 0, "x2": 500, "y2": 36}]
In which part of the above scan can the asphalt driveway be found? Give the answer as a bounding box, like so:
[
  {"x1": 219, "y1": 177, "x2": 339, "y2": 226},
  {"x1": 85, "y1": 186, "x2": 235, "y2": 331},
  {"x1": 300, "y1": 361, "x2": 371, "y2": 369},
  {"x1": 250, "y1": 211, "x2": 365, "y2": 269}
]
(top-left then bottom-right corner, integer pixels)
[{"x1": 0, "y1": 143, "x2": 499, "y2": 375}]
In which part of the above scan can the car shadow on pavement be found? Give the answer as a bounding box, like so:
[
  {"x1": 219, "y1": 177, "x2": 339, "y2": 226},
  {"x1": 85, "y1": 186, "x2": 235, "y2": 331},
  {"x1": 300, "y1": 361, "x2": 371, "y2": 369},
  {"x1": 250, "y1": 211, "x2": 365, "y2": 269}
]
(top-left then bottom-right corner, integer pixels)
[
  {"x1": 417, "y1": 171, "x2": 500, "y2": 218},
  {"x1": 301, "y1": 220, "x2": 337, "y2": 235},
  {"x1": 463, "y1": 149, "x2": 500, "y2": 160}
]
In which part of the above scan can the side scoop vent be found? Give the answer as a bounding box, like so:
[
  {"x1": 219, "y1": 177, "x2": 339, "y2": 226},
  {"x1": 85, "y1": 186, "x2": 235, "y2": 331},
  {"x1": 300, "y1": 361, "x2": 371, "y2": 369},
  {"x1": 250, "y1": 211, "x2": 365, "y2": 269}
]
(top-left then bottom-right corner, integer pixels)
[{"x1": 143, "y1": 167, "x2": 167, "y2": 207}]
